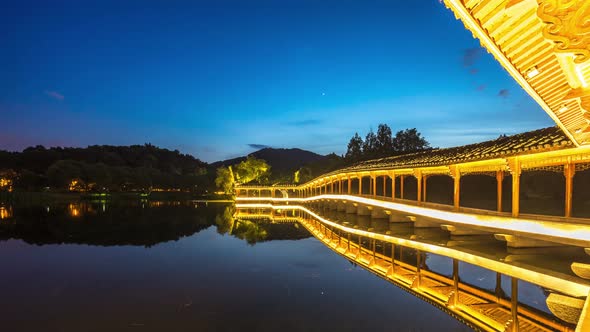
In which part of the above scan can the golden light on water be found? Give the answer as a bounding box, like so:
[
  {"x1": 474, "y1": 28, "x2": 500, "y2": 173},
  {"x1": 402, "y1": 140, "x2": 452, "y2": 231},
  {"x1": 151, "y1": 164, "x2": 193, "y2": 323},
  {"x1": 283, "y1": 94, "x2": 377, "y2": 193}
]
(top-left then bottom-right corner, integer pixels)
[
  {"x1": 0, "y1": 206, "x2": 12, "y2": 220},
  {"x1": 236, "y1": 195, "x2": 590, "y2": 247},
  {"x1": 235, "y1": 203, "x2": 590, "y2": 299},
  {"x1": 68, "y1": 203, "x2": 81, "y2": 217}
]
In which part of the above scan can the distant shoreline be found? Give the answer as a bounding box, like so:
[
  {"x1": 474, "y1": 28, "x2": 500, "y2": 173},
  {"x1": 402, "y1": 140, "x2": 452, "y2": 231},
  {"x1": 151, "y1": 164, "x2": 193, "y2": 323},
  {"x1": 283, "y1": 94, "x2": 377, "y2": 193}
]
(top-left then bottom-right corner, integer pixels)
[{"x1": 0, "y1": 191, "x2": 233, "y2": 203}]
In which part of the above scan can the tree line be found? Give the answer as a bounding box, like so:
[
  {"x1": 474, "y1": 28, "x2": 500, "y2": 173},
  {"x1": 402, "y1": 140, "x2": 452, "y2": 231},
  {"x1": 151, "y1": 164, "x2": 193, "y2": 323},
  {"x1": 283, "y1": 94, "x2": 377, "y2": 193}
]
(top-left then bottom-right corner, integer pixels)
[
  {"x1": 345, "y1": 124, "x2": 430, "y2": 162},
  {"x1": 0, "y1": 144, "x2": 210, "y2": 192}
]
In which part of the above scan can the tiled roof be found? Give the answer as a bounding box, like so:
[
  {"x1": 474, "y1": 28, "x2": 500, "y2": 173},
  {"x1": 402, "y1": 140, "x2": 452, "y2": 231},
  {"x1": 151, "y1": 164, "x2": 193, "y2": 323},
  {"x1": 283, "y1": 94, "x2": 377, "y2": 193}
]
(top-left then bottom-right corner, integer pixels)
[{"x1": 331, "y1": 127, "x2": 573, "y2": 174}]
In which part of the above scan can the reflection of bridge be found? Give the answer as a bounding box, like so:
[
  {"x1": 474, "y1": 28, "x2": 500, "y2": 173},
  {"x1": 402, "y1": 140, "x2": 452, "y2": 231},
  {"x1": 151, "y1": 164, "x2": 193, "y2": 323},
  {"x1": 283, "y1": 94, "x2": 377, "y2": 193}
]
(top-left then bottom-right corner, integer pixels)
[{"x1": 235, "y1": 205, "x2": 590, "y2": 331}]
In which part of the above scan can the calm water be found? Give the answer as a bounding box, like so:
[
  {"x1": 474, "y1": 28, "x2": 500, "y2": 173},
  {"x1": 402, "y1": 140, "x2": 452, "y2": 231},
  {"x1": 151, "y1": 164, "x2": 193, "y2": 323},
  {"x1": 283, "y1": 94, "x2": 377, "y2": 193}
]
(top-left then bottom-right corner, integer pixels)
[{"x1": 0, "y1": 202, "x2": 471, "y2": 332}]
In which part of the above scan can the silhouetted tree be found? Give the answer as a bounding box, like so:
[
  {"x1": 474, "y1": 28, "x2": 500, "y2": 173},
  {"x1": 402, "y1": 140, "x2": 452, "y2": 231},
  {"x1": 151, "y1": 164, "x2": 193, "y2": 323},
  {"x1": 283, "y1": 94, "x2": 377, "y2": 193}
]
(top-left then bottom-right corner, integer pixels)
[
  {"x1": 375, "y1": 124, "x2": 393, "y2": 157},
  {"x1": 345, "y1": 133, "x2": 363, "y2": 162},
  {"x1": 392, "y1": 128, "x2": 430, "y2": 153},
  {"x1": 362, "y1": 129, "x2": 378, "y2": 159}
]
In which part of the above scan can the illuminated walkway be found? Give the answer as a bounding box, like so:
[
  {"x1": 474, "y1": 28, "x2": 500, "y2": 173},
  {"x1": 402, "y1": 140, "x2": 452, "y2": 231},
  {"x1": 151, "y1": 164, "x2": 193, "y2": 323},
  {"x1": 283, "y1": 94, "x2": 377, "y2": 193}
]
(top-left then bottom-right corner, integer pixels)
[{"x1": 235, "y1": 206, "x2": 590, "y2": 331}]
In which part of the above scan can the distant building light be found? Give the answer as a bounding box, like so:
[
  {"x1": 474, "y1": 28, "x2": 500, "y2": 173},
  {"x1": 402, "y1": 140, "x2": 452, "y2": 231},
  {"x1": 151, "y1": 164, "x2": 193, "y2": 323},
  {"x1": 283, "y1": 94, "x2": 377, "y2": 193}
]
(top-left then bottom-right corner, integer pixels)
[{"x1": 526, "y1": 67, "x2": 540, "y2": 79}]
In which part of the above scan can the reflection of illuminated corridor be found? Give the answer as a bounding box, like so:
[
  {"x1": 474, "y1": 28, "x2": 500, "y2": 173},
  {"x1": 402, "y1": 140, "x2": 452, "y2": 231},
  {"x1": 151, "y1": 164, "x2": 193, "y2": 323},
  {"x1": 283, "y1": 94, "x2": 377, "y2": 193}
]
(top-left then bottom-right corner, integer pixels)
[{"x1": 235, "y1": 205, "x2": 590, "y2": 331}]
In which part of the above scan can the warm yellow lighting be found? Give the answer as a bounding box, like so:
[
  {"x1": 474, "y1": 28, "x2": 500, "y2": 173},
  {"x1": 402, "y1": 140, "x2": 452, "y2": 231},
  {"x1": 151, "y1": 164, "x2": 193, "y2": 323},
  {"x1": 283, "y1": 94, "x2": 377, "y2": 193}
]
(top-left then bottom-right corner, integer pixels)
[
  {"x1": 0, "y1": 178, "x2": 12, "y2": 192},
  {"x1": 235, "y1": 203, "x2": 590, "y2": 298},
  {"x1": 559, "y1": 105, "x2": 568, "y2": 113},
  {"x1": 442, "y1": 0, "x2": 581, "y2": 146},
  {"x1": 68, "y1": 203, "x2": 81, "y2": 217},
  {"x1": 0, "y1": 206, "x2": 12, "y2": 220},
  {"x1": 576, "y1": 64, "x2": 588, "y2": 88},
  {"x1": 526, "y1": 66, "x2": 540, "y2": 79},
  {"x1": 68, "y1": 179, "x2": 86, "y2": 192},
  {"x1": 236, "y1": 194, "x2": 590, "y2": 247}
]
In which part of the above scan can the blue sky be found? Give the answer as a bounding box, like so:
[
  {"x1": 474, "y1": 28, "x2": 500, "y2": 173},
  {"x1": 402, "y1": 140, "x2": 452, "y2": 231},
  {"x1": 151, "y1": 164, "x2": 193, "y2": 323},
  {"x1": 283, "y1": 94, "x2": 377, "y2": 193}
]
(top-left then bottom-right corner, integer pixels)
[{"x1": 0, "y1": 0, "x2": 554, "y2": 162}]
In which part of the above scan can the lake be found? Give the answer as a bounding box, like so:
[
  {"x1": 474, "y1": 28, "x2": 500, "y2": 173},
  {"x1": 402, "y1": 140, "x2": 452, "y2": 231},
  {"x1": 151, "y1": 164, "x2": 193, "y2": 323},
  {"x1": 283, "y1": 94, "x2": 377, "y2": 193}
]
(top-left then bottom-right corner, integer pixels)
[{"x1": 0, "y1": 201, "x2": 472, "y2": 332}]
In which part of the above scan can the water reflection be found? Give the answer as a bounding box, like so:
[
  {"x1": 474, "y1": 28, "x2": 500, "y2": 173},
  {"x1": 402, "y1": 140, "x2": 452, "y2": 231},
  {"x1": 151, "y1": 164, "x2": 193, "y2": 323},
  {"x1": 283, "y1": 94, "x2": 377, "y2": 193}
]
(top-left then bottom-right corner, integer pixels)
[
  {"x1": 0, "y1": 201, "x2": 473, "y2": 332},
  {"x1": 0, "y1": 203, "x2": 311, "y2": 247},
  {"x1": 235, "y1": 205, "x2": 590, "y2": 331},
  {"x1": 0, "y1": 205, "x2": 12, "y2": 220}
]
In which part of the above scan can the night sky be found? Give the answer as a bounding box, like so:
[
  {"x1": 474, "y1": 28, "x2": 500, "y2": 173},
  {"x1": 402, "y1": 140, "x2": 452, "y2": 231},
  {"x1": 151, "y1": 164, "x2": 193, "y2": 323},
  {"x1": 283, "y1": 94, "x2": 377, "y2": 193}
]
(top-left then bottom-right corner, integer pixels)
[{"x1": 1, "y1": 0, "x2": 555, "y2": 162}]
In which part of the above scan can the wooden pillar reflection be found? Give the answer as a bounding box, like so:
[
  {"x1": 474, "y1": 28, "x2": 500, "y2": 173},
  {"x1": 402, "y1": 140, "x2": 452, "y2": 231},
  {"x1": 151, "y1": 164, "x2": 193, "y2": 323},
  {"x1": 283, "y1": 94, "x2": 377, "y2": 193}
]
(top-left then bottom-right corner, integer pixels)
[
  {"x1": 372, "y1": 239, "x2": 376, "y2": 263},
  {"x1": 511, "y1": 277, "x2": 519, "y2": 331},
  {"x1": 390, "y1": 243, "x2": 396, "y2": 275},
  {"x1": 347, "y1": 233, "x2": 351, "y2": 251},
  {"x1": 391, "y1": 243, "x2": 395, "y2": 274},
  {"x1": 415, "y1": 250, "x2": 422, "y2": 287},
  {"x1": 564, "y1": 162, "x2": 575, "y2": 218},
  {"x1": 495, "y1": 272, "x2": 502, "y2": 302},
  {"x1": 452, "y1": 259, "x2": 459, "y2": 307}
]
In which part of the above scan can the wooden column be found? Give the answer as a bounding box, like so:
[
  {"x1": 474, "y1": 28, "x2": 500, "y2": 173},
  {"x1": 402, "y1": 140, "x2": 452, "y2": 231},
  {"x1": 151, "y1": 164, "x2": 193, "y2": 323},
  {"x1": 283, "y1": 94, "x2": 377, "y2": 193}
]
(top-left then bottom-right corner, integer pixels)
[
  {"x1": 390, "y1": 172, "x2": 396, "y2": 200},
  {"x1": 453, "y1": 173, "x2": 460, "y2": 211},
  {"x1": 445, "y1": 166, "x2": 460, "y2": 210},
  {"x1": 347, "y1": 176, "x2": 351, "y2": 195},
  {"x1": 511, "y1": 158, "x2": 521, "y2": 218},
  {"x1": 330, "y1": 180, "x2": 334, "y2": 194},
  {"x1": 415, "y1": 171, "x2": 422, "y2": 204},
  {"x1": 496, "y1": 171, "x2": 504, "y2": 212},
  {"x1": 359, "y1": 176, "x2": 363, "y2": 195},
  {"x1": 400, "y1": 175, "x2": 405, "y2": 199},
  {"x1": 382, "y1": 175, "x2": 387, "y2": 197},
  {"x1": 372, "y1": 175, "x2": 377, "y2": 198},
  {"x1": 564, "y1": 161, "x2": 575, "y2": 218},
  {"x1": 423, "y1": 175, "x2": 428, "y2": 203}
]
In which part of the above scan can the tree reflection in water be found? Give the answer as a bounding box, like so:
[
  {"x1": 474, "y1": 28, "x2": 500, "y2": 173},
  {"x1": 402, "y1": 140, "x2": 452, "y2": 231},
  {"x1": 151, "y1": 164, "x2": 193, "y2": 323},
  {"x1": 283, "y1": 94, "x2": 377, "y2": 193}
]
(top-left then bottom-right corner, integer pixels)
[{"x1": 0, "y1": 203, "x2": 310, "y2": 247}]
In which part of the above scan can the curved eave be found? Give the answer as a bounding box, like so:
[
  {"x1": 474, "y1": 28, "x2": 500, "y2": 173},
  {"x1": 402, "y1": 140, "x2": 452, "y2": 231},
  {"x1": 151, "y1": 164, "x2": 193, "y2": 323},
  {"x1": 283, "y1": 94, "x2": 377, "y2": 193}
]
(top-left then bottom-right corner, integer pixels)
[{"x1": 444, "y1": 0, "x2": 588, "y2": 146}]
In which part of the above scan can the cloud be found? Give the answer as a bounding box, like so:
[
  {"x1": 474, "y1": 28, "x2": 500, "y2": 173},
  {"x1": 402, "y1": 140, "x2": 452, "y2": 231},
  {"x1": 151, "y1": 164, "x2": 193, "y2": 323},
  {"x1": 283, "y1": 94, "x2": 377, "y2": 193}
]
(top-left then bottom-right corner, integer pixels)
[
  {"x1": 247, "y1": 144, "x2": 271, "y2": 149},
  {"x1": 44, "y1": 90, "x2": 64, "y2": 101},
  {"x1": 287, "y1": 119, "x2": 323, "y2": 127},
  {"x1": 462, "y1": 48, "x2": 483, "y2": 67},
  {"x1": 476, "y1": 84, "x2": 486, "y2": 91},
  {"x1": 498, "y1": 89, "x2": 510, "y2": 98}
]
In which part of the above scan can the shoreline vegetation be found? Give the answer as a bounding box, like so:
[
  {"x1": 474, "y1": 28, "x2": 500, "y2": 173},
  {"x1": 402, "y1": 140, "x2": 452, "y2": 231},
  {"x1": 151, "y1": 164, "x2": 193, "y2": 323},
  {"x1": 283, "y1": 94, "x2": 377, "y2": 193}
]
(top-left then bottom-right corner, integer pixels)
[{"x1": 0, "y1": 191, "x2": 233, "y2": 204}]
